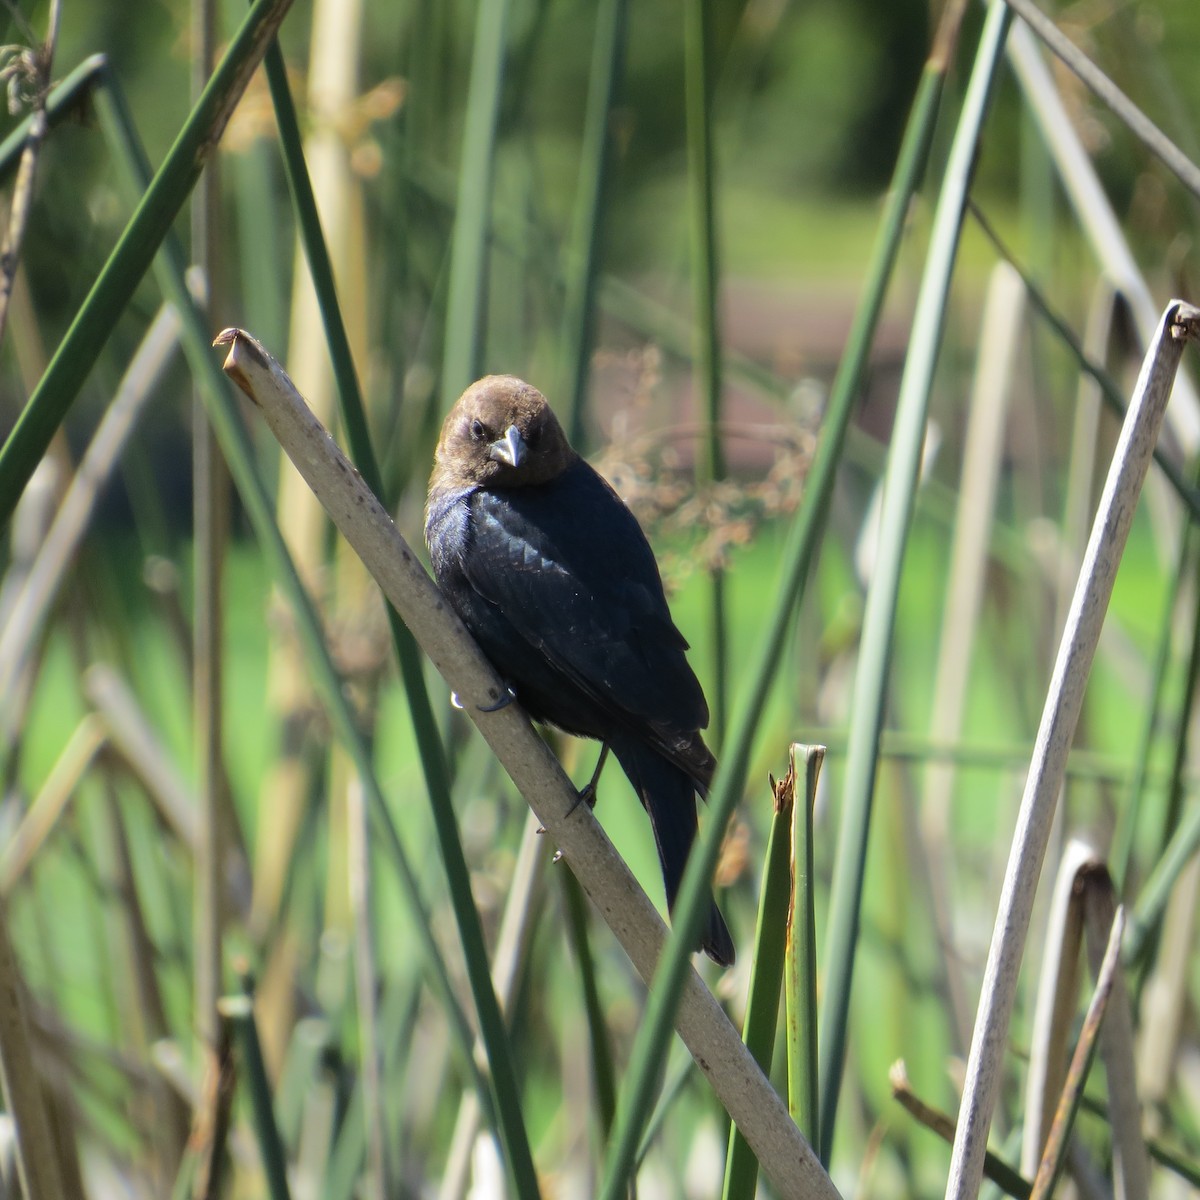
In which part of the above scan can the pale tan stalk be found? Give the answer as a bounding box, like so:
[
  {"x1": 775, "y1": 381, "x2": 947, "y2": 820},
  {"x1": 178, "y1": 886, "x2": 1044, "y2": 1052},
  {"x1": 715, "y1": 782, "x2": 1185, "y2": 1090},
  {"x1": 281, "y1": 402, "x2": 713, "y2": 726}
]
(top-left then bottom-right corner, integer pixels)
[
  {"x1": 922, "y1": 261, "x2": 1025, "y2": 1052},
  {"x1": 254, "y1": 0, "x2": 367, "y2": 1073},
  {"x1": 217, "y1": 327, "x2": 839, "y2": 1200},
  {"x1": 946, "y1": 304, "x2": 1200, "y2": 1200}
]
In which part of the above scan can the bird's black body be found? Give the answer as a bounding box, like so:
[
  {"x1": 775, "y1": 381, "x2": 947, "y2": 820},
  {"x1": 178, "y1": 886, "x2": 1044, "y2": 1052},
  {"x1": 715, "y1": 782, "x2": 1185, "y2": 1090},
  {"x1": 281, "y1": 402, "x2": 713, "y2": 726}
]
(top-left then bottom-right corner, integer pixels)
[{"x1": 426, "y1": 377, "x2": 734, "y2": 966}]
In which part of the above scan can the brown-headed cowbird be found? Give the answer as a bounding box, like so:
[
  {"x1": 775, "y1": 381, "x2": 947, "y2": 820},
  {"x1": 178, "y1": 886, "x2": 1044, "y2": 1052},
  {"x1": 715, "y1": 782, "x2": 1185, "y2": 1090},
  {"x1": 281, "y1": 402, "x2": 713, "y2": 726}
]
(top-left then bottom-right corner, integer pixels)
[{"x1": 426, "y1": 375, "x2": 735, "y2": 966}]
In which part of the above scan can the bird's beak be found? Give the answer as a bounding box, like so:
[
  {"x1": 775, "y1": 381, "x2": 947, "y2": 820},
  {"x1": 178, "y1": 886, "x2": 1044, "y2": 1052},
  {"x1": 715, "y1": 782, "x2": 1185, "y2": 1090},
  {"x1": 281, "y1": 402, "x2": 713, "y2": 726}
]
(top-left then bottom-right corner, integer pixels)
[{"x1": 490, "y1": 424, "x2": 527, "y2": 468}]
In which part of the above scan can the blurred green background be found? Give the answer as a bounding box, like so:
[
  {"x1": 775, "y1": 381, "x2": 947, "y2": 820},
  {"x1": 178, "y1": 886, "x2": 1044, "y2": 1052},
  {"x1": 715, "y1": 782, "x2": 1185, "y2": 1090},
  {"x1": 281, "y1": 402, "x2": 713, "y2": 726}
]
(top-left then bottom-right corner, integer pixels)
[{"x1": 4, "y1": 1, "x2": 1200, "y2": 1197}]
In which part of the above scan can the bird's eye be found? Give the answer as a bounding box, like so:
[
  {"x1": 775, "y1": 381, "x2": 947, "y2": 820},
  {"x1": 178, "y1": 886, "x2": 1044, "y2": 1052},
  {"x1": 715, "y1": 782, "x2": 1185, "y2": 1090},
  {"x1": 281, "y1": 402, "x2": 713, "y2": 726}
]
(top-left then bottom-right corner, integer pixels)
[
  {"x1": 525, "y1": 425, "x2": 541, "y2": 448},
  {"x1": 470, "y1": 419, "x2": 487, "y2": 442}
]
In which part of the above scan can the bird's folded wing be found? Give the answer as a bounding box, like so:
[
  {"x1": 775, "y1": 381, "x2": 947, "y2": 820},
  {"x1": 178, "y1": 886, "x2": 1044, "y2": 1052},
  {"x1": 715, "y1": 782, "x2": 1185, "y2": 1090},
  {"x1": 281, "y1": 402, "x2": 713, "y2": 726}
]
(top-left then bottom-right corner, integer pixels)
[{"x1": 464, "y1": 481, "x2": 708, "y2": 738}]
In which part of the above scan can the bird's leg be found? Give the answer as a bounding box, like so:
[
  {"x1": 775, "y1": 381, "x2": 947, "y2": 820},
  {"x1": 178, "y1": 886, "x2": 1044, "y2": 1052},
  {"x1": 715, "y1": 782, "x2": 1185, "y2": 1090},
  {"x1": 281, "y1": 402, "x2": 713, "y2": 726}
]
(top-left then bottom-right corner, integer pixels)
[
  {"x1": 541, "y1": 744, "x2": 611, "y2": 863},
  {"x1": 569, "y1": 742, "x2": 609, "y2": 814}
]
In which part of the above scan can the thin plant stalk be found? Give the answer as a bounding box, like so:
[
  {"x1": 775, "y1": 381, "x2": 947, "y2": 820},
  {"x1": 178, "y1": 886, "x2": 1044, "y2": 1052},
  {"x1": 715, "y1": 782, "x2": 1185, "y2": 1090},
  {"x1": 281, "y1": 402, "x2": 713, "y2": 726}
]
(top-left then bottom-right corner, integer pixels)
[
  {"x1": 1007, "y1": 20, "x2": 1200, "y2": 453},
  {"x1": 921, "y1": 261, "x2": 1025, "y2": 1055},
  {"x1": 946, "y1": 304, "x2": 1199, "y2": 1199},
  {"x1": 0, "y1": 0, "x2": 295, "y2": 529},
  {"x1": 0, "y1": 714, "x2": 107, "y2": 893},
  {"x1": 561, "y1": 870, "x2": 617, "y2": 1141},
  {"x1": 1055, "y1": 282, "x2": 1118, "y2": 631},
  {"x1": 721, "y1": 757, "x2": 805, "y2": 1200},
  {"x1": 1001, "y1": 0, "x2": 1200, "y2": 205},
  {"x1": 559, "y1": 0, "x2": 627, "y2": 447},
  {"x1": 96, "y1": 781, "x2": 191, "y2": 1173},
  {"x1": 192, "y1": 0, "x2": 227, "y2": 1060},
  {"x1": 1020, "y1": 839, "x2": 1096, "y2": 1176},
  {"x1": 594, "y1": 0, "x2": 971, "y2": 1184},
  {"x1": 684, "y1": 0, "x2": 728, "y2": 740},
  {"x1": 441, "y1": 0, "x2": 511, "y2": 407},
  {"x1": 634, "y1": 1053, "x2": 695, "y2": 1169},
  {"x1": 0, "y1": 54, "x2": 107, "y2": 172},
  {"x1": 890, "y1": 1063, "x2": 1031, "y2": 1199},
  {"x1": 785, "y1": 744, "x2": 822, "y2": 1142},
  {"x1": 84, "y1": 664, "x2": 201, "y2": 851},
  {"x1": 1150, "y1": 560, "x2": 1200, "y2": 862},
  {"x1": 1111, "y1": 523, "x2": 1196, "y2": 890},
  {"x1": 1135, "y1": 853, "x2": 1200, "y2": 1116},
  {"x1": 258, "y1": 43, "x2": 542, "y2": 1195},
  {"x1": 966, "y1": 199, "x2": 1200, "y2": 520},
  {"x1": 818, "y1": 3, "x2": 1014, "y2": 1162},
  {"x1": 219, "y1": 994, "x2": 293, "y2": 1200},
  {"x1": 254, "y1": 0, "x2": 366, "y2": 979},
  {"x1": 1125, "y1": 789, "x2": 1200, "y2": 965},
  {"x1": 1081, "y1": 872, "x2": 1147, "y2": 1199},
  {"x1": 799, "y1": 725, "x2": 1200, "y2": 784},
  {"x1": 1027, "y1": 909, "x2": 1125, "y2": 1200},
  {"x1": 348, "y1": 776, "x2": 389, "y2": 1200},
  {"x1": 0, "y1": 896, "x2": 66, "y2": 1200}
]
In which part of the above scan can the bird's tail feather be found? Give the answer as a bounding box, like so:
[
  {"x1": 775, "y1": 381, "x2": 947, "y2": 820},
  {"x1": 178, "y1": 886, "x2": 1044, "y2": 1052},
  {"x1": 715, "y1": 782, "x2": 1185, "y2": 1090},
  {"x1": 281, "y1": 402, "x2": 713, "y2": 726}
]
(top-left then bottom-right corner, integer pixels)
[{"x1": 611, "y1": 739, "x2": 735, "y2": 967}]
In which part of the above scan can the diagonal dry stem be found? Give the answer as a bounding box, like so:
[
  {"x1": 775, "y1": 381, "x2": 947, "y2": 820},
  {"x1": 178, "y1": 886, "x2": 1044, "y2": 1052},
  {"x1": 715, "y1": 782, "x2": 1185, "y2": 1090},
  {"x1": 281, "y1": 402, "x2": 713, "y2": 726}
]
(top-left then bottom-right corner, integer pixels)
[{"x1": 214, "y1": 326, "x2": 838, "y2": 1200}]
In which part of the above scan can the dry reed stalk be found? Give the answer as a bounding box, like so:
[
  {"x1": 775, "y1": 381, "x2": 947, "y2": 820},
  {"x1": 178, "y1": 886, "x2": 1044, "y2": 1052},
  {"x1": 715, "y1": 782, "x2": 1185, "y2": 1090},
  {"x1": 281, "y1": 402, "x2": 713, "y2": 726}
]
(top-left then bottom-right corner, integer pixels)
[
  {"x1": 216, "y1": 326, "x2": 839, "y2": 1200},
  {"x1": 922, "y1": 261, "x2": 1025, "y2": 1052},
  {"x1": 0, "y1": 896, "x2": 66, "y2": 1199},
  {"x1": 253, "y1": 0, "x2": 368, "y2": 1076},
  {"x1": 1021, "y1": 839, "x2": 1096, "y2": 1176},
  {"x1": 946, "y1": 303, "x2": 1200, "y2": 1199}
]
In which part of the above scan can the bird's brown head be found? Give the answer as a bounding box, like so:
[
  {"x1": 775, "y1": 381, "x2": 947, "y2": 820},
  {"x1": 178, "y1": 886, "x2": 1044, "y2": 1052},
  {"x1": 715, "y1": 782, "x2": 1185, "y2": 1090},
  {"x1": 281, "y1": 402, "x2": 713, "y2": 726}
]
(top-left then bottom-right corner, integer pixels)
[{"x1": 433, "y1": 376, "x2": 577, "y2": 490}]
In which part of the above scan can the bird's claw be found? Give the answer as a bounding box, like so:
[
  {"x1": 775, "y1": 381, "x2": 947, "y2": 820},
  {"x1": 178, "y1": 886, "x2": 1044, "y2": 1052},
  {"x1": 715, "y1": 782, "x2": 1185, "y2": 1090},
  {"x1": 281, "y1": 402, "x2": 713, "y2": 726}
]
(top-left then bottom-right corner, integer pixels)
[
  {"x1": 533, "y1": 826, "x2": 564, "y2": 864},
  {"x1": 477, "y1": 685, "x2": 517, "y2": 713},
  {"x1": 565, "y1": 781, "x2": 599, "y2": 817}
]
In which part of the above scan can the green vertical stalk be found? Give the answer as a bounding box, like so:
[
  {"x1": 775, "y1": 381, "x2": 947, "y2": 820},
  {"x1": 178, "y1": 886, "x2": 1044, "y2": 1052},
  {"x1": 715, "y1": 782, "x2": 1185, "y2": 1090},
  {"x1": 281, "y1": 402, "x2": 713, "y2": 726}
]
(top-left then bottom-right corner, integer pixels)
[
  {"x1": 595, "y1": 4, "x2": 961, "y2": 1191},
  {"x1": 722, "y1": 759, "x2": 805, "y2": 1200},
  {"x1": 1125, "y1": 549, "x2": 1200, "y2": 971},
  {"x1": 1151, "y1": 553, "x2": 1200, "y2": 855},
  {"x1": 561, "y1": 872, "x2": 617, "y2": 1140},
  {"x1": 257, "y1": 41, "x2": 542, "y2": 1200},
  {"x1": 191, "y1": 0, "x2": 227, "y2": 1059},
  {"x1": 786, "y1": 745, "x2": 822, "y2": 1141},
  {"x1": 1126, "y1": 797, "x2": 1200, "y2": 967},
  {"x1": 1111, "y1": 522, "x2": 1193, "y2": 891},
  {"x1": 559, "y1": 0, "x2": 627, "y2": 448},
  {"x1": 816, "y1": 3, "x2": 1012, "y2": 1162},
  {"x1": 232, "y1": 139, "x2": 287, "y2": 353},
  {"x1": 222, "y1": 993, "x2": 293, "y2": 1200},
  {"x1": 441, "y1": 0, "x2": 511, "y2": 407},
  {"x1": 684, "y1": 0, "x2": 728, "y2": 741}
]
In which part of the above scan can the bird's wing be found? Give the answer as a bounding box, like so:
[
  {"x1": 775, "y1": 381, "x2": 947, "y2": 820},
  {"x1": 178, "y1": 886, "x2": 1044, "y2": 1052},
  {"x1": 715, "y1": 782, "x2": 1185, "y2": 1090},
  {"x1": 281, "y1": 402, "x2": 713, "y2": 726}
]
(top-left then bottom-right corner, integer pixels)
[{"x1": 463, "y1": 465, "x2": 709, "y2": 739}]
